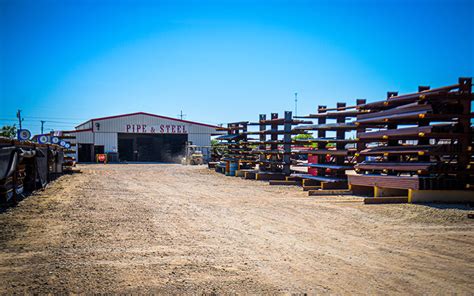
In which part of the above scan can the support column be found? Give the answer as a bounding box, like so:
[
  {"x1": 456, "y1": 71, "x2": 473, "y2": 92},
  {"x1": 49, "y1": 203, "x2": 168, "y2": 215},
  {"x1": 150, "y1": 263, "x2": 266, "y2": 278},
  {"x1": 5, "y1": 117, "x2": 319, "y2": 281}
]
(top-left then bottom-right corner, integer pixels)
[{"x1": 283, "y1": 111, "x2": 292, "y2": 175}]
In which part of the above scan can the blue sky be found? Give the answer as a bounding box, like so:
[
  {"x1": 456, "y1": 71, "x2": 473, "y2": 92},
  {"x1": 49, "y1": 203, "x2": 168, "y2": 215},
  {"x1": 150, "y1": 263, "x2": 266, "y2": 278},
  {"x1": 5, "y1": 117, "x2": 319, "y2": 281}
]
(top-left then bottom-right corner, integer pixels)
[{"x1": 1, "y1": 0, "x2": 473, "y2": 135}]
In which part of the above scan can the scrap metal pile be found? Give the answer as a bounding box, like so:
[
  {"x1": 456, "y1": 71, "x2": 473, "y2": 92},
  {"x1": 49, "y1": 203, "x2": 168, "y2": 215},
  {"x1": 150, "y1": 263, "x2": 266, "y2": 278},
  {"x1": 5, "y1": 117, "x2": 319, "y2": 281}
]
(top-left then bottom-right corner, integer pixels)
[
  {"x1": 211, "y1": 77, "x2": 473, "y2": 203},
  {"x1": 0, "y1": 137, "x2": 66, "y2": 205}
]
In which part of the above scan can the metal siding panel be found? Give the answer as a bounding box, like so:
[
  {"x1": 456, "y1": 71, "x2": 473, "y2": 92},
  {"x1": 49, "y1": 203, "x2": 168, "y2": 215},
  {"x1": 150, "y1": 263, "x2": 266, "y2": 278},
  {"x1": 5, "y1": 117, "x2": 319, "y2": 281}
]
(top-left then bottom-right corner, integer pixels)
[
  {"x1": 76, "y1": 131, "x2": 93, "y2": 144},
  {"x1": 188, "y1": 133, "x2": 211, "y2": 147},
  {"x1": 94, "y1": 133, "x2": 117, "y2": 152},
  {"x1": 94, "y1": 114, "x2": 219, "y2": 135},
  {"x1": 188, "y1": 133, "x2": 212, "y2": 159},
  {"x1": 188, "y1": 124, "x2": 221, "y2": 135},
  {"x1": 76, "y1": 121, "x2": 92, "y2": 130},
  {"x1": 78, "y1": 114, "x2": 219, "y2": 160}
]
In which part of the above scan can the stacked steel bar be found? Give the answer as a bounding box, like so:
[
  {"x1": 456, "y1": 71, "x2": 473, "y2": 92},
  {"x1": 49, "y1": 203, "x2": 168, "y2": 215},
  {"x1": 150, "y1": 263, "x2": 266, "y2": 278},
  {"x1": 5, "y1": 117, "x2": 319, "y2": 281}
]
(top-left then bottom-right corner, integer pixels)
[
  {"x1": 291, "y1": 100, "x2": 367, "y2": 190},
  {"x1": 0, "y1": 137, "x2": 64, "y2": 204},
  {"x1": 239, "y1": 115, "x2": 268, "y2": 178},
  {"x1": 348, "y1": 78, "x2": 473, "y2": 198},
  {"x1": 244, "y1": 111, "x2": 309, "y2": 180},
  {"x1": 214, "y1": 121, "x2": 256, "y2": 175},
  {"x1": 57, "y1": 131, "x2": 76, "y2": 170}
]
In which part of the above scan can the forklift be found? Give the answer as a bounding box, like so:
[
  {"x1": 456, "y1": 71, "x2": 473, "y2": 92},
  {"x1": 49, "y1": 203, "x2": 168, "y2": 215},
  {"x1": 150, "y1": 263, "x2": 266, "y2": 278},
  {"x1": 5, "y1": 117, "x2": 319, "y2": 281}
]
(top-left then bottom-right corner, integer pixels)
[{"x1": 182, "y1": 142, "x2": 209, "y2": 165}]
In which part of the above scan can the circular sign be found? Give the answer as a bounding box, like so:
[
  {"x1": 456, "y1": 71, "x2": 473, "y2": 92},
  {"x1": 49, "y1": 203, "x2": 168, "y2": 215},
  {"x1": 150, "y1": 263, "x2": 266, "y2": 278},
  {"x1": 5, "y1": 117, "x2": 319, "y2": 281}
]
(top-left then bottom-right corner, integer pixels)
[
  {"x1": 18, "y1": 129, "x2": 31, "y2": 141},
  {"x1": 51, "y1": 137, "x2": 60, "y2": 144},
  {"x1": 59, "y1": 140, "x2": 67, "y2": 147},
  {"x1": 64, "y1": 142, "x2": 71, "y2": 149},
  {"x1": 38, "y1": 135, "x2": 49, "y2": 144},
  {"x1": 97, "y1": 154, "x2": 107, "y2": 162}
]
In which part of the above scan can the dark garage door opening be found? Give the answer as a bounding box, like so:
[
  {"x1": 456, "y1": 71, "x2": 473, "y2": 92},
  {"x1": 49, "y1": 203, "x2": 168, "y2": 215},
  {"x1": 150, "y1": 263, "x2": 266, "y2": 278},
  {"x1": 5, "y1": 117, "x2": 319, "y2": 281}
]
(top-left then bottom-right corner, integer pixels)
[
  {"x1": 78, "y1": 144, "x2": 93, "y2": 162},
  {"x1": 118, "y1": 133, "x2": 187, "y2": 162}
]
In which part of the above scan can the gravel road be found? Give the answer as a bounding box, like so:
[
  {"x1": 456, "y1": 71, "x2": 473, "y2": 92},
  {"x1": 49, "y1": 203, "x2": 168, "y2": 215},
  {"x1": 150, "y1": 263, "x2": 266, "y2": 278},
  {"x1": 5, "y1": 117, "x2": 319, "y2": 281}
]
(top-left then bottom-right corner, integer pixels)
[{"x1": 0, "y1": 164, "x2": 473, "y2": 294}]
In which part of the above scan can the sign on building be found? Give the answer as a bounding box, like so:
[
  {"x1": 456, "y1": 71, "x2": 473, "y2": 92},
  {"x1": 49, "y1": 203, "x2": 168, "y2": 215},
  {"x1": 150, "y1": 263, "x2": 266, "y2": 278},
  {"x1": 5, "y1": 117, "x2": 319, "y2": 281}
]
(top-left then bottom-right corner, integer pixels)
[{"x1": 125, "y1": 124, "x2": 188, "y2": 134}]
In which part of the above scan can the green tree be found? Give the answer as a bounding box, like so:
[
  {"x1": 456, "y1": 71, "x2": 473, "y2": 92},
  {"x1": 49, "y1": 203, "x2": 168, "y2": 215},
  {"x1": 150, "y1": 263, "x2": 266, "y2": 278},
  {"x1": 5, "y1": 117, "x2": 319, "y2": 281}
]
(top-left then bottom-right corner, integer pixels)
[
  {"x1": 0, "y1": 125, "x2": 17, "y2": 139},
  {"x1": 211, "y1": 138, "x2": 219, "y2": 146},
  {"x1": 292, "y1": 133, "x2": 313, "y2": 140},
  {"x1": 293, "y1": 133, "x2": 317, "y2": 148}
]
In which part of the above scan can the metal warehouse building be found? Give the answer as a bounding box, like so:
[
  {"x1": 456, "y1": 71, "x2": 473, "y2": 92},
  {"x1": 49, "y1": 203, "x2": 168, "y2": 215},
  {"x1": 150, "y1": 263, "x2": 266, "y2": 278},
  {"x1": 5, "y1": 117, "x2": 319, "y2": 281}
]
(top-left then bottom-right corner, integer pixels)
[{"x1": 74, "y1": 112, "x2": 221, "y2": 163}]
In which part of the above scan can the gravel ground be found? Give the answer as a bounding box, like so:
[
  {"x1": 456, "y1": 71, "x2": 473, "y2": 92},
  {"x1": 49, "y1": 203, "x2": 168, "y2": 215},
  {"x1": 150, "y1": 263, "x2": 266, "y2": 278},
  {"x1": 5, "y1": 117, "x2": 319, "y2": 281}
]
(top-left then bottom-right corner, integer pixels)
[{"x1": 0, "y1": 164, "x2": 473, "y2": 294}]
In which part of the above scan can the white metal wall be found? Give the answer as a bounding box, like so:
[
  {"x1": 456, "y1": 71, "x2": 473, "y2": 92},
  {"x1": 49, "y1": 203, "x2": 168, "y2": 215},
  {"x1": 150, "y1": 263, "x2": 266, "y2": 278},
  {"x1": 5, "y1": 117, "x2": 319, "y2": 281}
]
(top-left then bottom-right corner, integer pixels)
[
  {"x1": 74, "y1": 113, "x2": 223, "y2": 162},
  {"x1": 75, "y1": 131, "x2": 94, "y2": 144},
  {"x1": 188, "y1": 133, "x2": 210, "y2": 147},
  {"x1": 74, "y1": 131, "x2": 93, "y2": 162},
  {"x1": 76, "y1": 121, "x2": 92, "y2": 130},
  {"x1": 93, "y1": 113, "x2": 217, "y2": 135},
  {"x1": 94, "y1": 132, "x2": 118, "y2": 152},
  {"x1": 188, "y1": 133, "x2": 212, "y2": 159}
]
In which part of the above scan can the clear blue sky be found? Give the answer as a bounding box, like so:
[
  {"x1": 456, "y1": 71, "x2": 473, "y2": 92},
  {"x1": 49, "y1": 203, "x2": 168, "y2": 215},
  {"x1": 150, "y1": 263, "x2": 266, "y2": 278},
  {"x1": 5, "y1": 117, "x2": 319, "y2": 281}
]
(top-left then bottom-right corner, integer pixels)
[{"x1": 1, "y1": 0, "x2": 473, "y2": 135}]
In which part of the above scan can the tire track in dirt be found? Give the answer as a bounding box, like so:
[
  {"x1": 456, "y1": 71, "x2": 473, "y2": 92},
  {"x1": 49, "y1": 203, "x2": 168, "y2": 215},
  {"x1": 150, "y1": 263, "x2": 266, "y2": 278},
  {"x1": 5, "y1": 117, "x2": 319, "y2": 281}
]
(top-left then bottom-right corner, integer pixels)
[{"x1": 0, "y1": 164, "x2": 473, "y2": 294}]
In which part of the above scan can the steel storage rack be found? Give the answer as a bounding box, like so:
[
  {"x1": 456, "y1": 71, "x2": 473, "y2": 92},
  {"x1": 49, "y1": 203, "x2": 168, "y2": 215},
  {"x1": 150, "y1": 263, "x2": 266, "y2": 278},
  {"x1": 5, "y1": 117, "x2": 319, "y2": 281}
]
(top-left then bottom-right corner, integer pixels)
[
  {"x1": 55, "y1": 131, "x2": 76, "y2": 171},
  {"x1": 291, "y1": 100, "x2": 368, "y2": 194},
  {"x1": 234, "y1": 114, "x2": 271, "y2": 179},
  {"x1": 348, "y1": 77, "x2": 474, "y2": 203},
  {"x1": 214, "y1": 121, "x2": 256, "y2": 176},
  {"x1": 242, "y1": 111, "x2": 310, "y2": 181}
]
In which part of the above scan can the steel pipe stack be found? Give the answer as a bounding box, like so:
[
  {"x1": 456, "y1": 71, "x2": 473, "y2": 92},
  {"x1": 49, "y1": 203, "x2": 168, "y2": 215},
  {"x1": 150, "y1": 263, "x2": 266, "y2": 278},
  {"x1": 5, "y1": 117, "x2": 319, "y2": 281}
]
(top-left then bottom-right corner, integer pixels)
[
  {"x1": 0, "y1": 137, "x2": 65, "y2": 205},
  {"x1": 291, "y1": 100, "x2": 368, "y2": 192},
  {"x1": 244, "y1": 111, "x2": 309, "y2": 180},
  {"x1": 214, "y1": 121, "x2": 253, "y2": 175},
  {"x1": 348, "y1": 77, "x2": 473, "y2": 203}
]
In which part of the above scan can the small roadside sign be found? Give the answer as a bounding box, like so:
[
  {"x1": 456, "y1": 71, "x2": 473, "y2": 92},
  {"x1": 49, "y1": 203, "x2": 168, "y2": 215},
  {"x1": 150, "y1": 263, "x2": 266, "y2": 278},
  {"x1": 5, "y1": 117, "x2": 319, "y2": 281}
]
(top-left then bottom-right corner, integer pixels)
[
  {"x1": 37, "y1": 134, "x2": 49, "y2": 144},
  {"x1": 96, "y1": 154, "x2": 107, "y2": 164},
  {"x1": 51, "y1": 137, "x2": 60, "y2": 144},
  {"x1": 18, "y1": 129, "x2": 31, "y2": 141}
]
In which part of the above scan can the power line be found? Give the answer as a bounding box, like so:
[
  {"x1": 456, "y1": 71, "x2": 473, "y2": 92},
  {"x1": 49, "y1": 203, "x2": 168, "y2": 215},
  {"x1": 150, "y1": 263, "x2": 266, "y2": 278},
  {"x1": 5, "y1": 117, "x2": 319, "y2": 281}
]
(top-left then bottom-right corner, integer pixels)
[
  {"x1": 0, "y1": 120, "x2": 75, "y2": 126},
  {"x1": 35, "y1": 119, "x2": 79, "y2": 124},
  {"x1": 1, "y1": 114, "x2": 87, "y2": 120},
  {"x1": 0, "y1": 118, "x2": 80, "y2": 124},
  {"x1": 20, "y1": 115, "x2": 89, "y2": 121}
]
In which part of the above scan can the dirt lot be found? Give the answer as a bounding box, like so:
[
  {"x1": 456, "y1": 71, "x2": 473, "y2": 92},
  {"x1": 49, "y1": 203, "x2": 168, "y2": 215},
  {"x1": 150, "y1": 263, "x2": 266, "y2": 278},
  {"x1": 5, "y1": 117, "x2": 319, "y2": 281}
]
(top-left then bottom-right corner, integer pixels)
[{"x1": 0, "y1": 164, "x2": 473, "y2": 294}]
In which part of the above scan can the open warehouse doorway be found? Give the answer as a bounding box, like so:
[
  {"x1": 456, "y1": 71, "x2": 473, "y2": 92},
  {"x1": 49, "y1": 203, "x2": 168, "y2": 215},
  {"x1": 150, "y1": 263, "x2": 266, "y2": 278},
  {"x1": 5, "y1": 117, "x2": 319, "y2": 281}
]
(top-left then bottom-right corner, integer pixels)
[
  {"x1": 117, "y1": 133, "x2": 187, "y2": 162},
  {"x1": 73, "y1": 112, "x2": 223, "y2": 163}
]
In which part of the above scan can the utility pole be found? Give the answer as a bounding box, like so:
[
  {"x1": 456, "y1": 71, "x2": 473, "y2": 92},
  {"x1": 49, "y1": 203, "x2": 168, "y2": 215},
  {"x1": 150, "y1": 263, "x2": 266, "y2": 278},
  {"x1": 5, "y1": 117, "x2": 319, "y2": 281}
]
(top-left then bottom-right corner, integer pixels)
[
  {"x1": 41, "y1": 120, "x2": 46, "y2": 134},
  {"x1": 16, "y1": 109, "x2": 23, "y2": 130},
  {"x1": 294, "y1": 92, "x2": 298, "y2": 117},
  {"x1": 178, "y1": 110, "x2": 186, "y2": 120}
]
